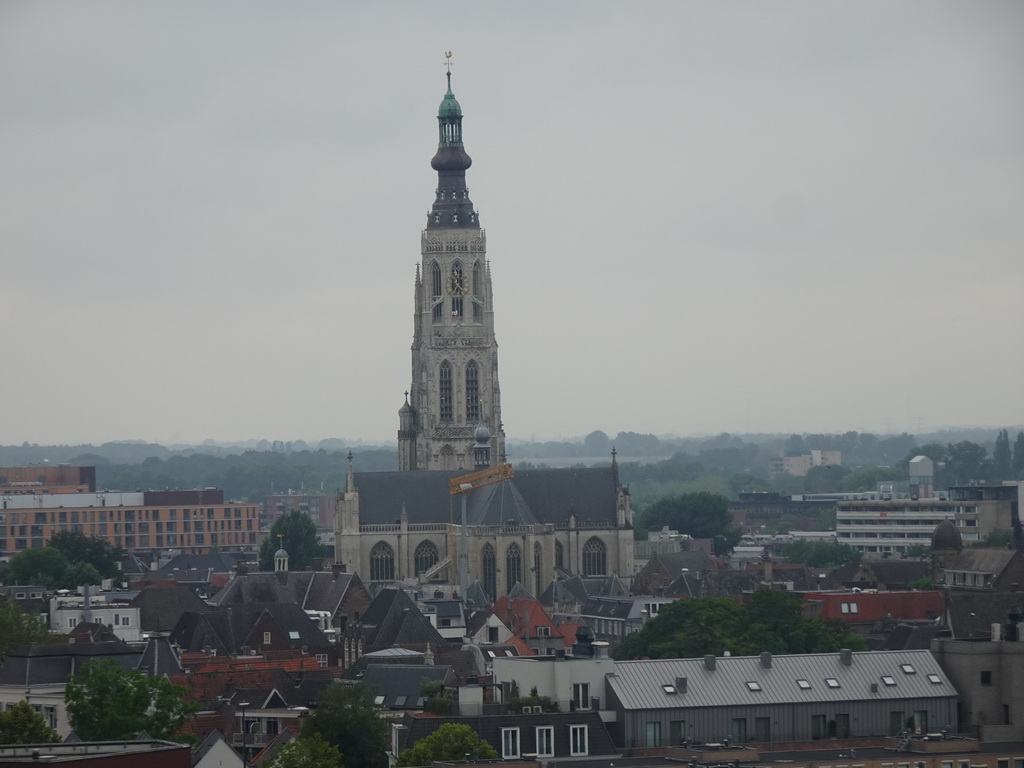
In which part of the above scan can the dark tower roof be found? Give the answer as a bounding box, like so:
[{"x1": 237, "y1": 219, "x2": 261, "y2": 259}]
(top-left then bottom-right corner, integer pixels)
[
  {"x1": 428, "y1": 68, "x2": 479, "y2": 230},
  {"x1": 931, "y1": 519, "x2": 963, "y2": 551}
]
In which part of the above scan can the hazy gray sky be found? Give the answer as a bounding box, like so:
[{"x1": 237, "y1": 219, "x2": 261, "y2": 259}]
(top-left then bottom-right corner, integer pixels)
[{"x1": 2, "y1": 2, "x2": 1022, "y2": 447}]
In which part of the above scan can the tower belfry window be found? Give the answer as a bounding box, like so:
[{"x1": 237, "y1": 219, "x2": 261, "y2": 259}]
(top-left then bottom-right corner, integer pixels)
[
  {"x1": 432, "y1": 262, "x2": 442, "y2": 298},
  {"x1": 466, "y1": 361, "x2": 480, "y2": 421},
  {"x1": 439, "y1": 362, "x2": 453, "y2": 421}
]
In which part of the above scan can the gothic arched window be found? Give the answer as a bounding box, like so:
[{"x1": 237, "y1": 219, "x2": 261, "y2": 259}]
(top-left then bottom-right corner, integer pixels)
[
  {"x1": 465, "y1": 361, "x2": 480, "y2": 422},
  {"x1": 439, "y1": 361, "x2": 453, "y2": 422},
  {"x1": 370, "y1": 542, "x2": 395, "y2": 581},
  {"x1": 473, "y1": 260, "x2": 483, "y2": 294},
  {"x1": 482, "y1": 543, "x2": 496, "y2": 601},
  {"x1": 533, "y1": 542, "x2": 542, "y2": 597},
  {"x1": 555, "y1": 540, "x2": 564, "y2": 571},
  {"x1": 439, "y1": 444, "x2": 455, "y2": 471},
  {"x1": 431, "y1": 262, "x2": 442, "y2": 298},
  {"x1": 450, "y1": 262, "x2": 464, "y2": 317},
  {"x1": 506, "y1": 543, "x2": 523, "y2": 593},
  {"x1": 582, "y1": 537, "x2": 607, "y2": 577},
  {"x1": 415, "y1": 540, "x2": 439, "y2": 576}
]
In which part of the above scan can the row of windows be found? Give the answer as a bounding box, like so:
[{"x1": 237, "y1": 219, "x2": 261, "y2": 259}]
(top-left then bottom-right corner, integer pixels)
[
  {"x1": 367, "y1": 538, "x2": 609, "y2": 592},
  {"x1": 438, "y1": 360, "x2": 481, "y2": 422},
  {"x1": 501, "y1": 725, "x2": 588, "y2": 758},
  {"x1": 2, "y1": 507, "x2": 252, "y2": 524}
]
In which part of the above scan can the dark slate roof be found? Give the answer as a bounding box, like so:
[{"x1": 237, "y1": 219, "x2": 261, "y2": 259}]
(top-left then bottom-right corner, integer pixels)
[
  {"x1": 341, "y1": 649, "x2": 426, "y2": 681},
  {"x1": 945, "y1": 548, "x2": 1018, "y2": 576},
  {"x1": 359, "y1": 663, "x2": 453, "y2": 709},
  {"x1": 664, "y1": 568, "x2": 759, "y2": 598},
  {"x1": 508, "y1": 582, "x2": 535, "y2": 600},
  {"x1": 394, "y1": 710, "x2": 617, "y2": 758},
  {"x1": 433, "y1": 645, "x2": 485, "y2": 681},
  {"x1": 652, "y1": 550, "x2": 714, "y2": 575},
  {"x1": 131, "y1": 582, "x2": 211, "y2": 633},
  {"x1": 0, "y1": 642, "x2": 142, "y2": 685},
  {"x1": 580, "y1": 574, "x2": 628, "y2": 597},
  {"x1": 945, "y1": 590, "x2": 1024, "y2": 639},
  {"x1": 209, "y1": 571, "x2": 362, "y2": 619},
  {"x1": 138, "y1": 637, "x2": 184, "y2": 676},
  {"x1": 580, "y1": 597, "x2": 638, "y2": 620},
  {"x1": 874, "y1": 622, "x2": 944, "y2": 651},
  {"x1": 866, "y1": 559, "x2": 930, "y2": 587},
  {"x1": 353, "y1": 467, "x2": 619, "y2": 526},
  {"x1": 359, "y1": 588, "x2": 446, "y2": 648},
  {"x1": 465, "y1": 580, "x2": 490, "y2": 609},
  {"x1": 170, "y1": 603, "x2": 330, "y2": 654},
  {"x1": 466, "y1": 609, "x2": 493, "y2": 636}
]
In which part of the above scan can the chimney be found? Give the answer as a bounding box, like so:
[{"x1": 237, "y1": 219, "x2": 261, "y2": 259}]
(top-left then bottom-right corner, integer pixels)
[
  {"x1": 759, "y1": 651, "x2": 772, "y2": 669},
  {"x1": 331, "y1": 562, "x2": 346, "y2": 580},
  {"x1": 839, "y1": 648, "x2": 852, "y2": 666},
  {"x1": 704, "y1": 654, "x2": 716, "y2": 672},
  {"x1": 675, "y1": 676, "x2": 688, "y2": 694}
]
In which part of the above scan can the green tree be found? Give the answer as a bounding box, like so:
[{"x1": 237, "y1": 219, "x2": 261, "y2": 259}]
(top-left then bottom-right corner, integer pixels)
[
  {"x1": 48, "y1": 531, "x2": 123, "y2": 580},
  {"x1": 65, "y1": 659, "x2": 197, "y2": 741},
  {"x1": 639, "y1": 492, "x2": 741, "y2": 553},
  {"x1": 396, "y1": 723, "x2": 497, "y2": 766},
  {"x1": 992, "y1": 429, "x2": 1012, "y2": 481},
  {"x1": 1013, "y1": 432, "x2": 1024, "y2": 478},
  {"x1": 614, "y1": 590, "x2": 866, "y2": 660},
  {"x1": 258, "y1": 510, "x2": 325, "y2": 571},
  {"x1": 0, "y1": 701, "x2": 60, "y2": 745},
  {"x1": 301, "y1": 684, "x2": 388, "y2": 768},
  {"x1": 6, "y1": 548, "x2": 82, "y2": 590},
  {"x1": 803, "y1": 465, "x2": 850, "y2": 494},
  {"x1": 0, "y1": 601, "x2": 57, "y2": 661},
  {"x1": 944, "y1": 441, "x2": 990, "y2": 485},
  {"x1": 266, "y1": 734, "x2": 342, "y2": 768},
  {"x1": 781, "y1": 540, "x2": 861, "y2": 568},
  {"x1": 903, "y1": 544, "x2": 930, "y2": 560}
]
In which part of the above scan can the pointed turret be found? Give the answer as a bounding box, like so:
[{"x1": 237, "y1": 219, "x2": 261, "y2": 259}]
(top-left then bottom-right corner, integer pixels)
[{"x1": 428, "y1": 68, "x2": 479, "y2": 229}]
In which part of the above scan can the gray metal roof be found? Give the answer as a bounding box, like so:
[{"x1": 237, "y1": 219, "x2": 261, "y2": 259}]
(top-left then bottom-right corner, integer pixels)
[{"x1": 607, "y1": 649, "x2": 957, "y2": 710}]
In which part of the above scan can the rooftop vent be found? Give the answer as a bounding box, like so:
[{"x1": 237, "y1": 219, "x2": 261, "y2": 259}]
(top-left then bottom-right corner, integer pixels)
[
  {"x1": 703, "y1": 655, "x2": 716, "y2": 672},
  {"x1": 675, "y1": 676, "x2": 688, "y2": 694},
  {"x1": 840, "y1": 648, "x2": 853, "y2": 666},
  {"x1": 759, "y1": 651, "x2": 772, "y2": 669}
]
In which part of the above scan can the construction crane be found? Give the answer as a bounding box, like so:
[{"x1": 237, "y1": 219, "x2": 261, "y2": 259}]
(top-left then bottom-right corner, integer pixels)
[{"x1": 449, "y1": 463, "x2": 515, "y2": 599}]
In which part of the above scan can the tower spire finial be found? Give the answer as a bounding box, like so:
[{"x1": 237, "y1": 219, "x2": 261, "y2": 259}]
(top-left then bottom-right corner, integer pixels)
[{"x1": 444, "y1": 50, "x2": 453, "y2": 89}]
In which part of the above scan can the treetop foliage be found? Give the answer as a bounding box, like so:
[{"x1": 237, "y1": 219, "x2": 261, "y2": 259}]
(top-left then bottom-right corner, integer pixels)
[
  {"x1": 396, "y1": 723, "x2": 497, "y2": 767},
  {"x1": 65, "y1": 658, "x2": 197, "y2": 741},
  {"x1": 781, "y1": 540, "x2": 862, "y2": 568},
  {"x1": 635, "y1": 492, "x2": 741, "y2": 552},
  {"x1": 0, "y1": 701, "x2": 60, "y2": 745},
  {"x1": 614, "y1": 590, "x2": 866, "y2": 660},
  {"x1": 265, "y1": 733, "x2": 342, "y2": 768},
  {"x1": 301, "y1": 683, "x2": 388, "y2": 768},
  {"x1": 0, "y1": 601, "x2": 60, "y2": 661},
  {"x1": 258, "y1": 510, "x2": 326, "y2": 571}
]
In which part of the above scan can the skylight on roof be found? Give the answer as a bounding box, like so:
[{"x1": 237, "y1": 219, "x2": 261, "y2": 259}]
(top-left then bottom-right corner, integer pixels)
[
  {"x1": 374, "y1": 695, "x2": 385, "y2": 705},
  {"x1": 825, "y1": 678, "x2": 841, "y2": 689},
  {"x1": 662, "y1": 684, "x2": 677, "y2": 694},
  {"x1": 288, "y1": 631, "x2": 300, "y2": 640},
  {"x1": 927, "y1": 674, "x2": 942, "y2": 684},
  {"x1": 881, "y1": 676, "x2": 896, "y2": 686},
  {"x1": 796, "y1": 679, "x2": 811, "y2": 690},
  {"x1": 487, "y1": 650, "x2": 496, "y2": 658},
  {"x1": 504, "y1": 650, "x2": 514, "y2": 657},
  {"x1": 745, "y1": 681, "x2": 762, "y2": 692},
  {"x1": 900, "y1": 664, "x2": 916, "y2": 674}
]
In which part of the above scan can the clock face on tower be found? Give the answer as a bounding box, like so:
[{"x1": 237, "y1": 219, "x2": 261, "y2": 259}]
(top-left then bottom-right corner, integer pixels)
[{"x1": 445, "y1": 273, "x2": 467, "y2": 297}]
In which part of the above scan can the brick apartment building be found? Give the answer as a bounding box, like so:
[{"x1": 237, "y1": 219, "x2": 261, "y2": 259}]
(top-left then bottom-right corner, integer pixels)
[{"x1": 1, "y1": 467, "x2": 258, "y2": 557}]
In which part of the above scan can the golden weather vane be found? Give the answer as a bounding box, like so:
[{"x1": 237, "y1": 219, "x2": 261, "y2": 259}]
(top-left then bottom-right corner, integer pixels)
[{"x1": 444, "y1": 50, "x2": 453, "y2": 74}]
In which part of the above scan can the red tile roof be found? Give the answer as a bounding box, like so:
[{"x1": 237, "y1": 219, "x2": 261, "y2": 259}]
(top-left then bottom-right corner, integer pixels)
[{"x1": 807, "y1": 590, "x2": 942, "y2": 622}]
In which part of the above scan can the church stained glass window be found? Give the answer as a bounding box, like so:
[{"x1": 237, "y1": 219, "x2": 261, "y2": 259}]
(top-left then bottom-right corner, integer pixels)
[
  {"x1": 506, "y1": 543, "x2": 522, "y2": 593},
  {"x1": 582, "y1": 537, "x2": 607, "y2": 577},
  {"x1": 466, "y1": 361, "x2": 480, "y2": 422},
  {"x1": 415, "y1": 540, "x2": 439, "y2": 575},
  {"x1": 555, "y1": 541, "x2": 564, "y2": 571},
  {"x1": 370, "y1": 542, "x2": 395, "y2": 581},
  {"x1": 439, "y1": 362, "x2": 453, "y2": 421},
  {"x1": 431, "y1": 262, "x2": 442, "y2": 297}
]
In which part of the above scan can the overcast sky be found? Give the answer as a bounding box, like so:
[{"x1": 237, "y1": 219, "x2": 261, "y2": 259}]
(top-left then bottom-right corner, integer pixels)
[{"x1": 2, "y1": 2, "x2": 1022, "y2": 447}]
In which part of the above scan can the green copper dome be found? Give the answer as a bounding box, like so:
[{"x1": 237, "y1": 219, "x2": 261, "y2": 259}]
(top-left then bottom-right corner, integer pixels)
[{"x1": 438, "y1": 83, "x2": 462, "y2": 118}]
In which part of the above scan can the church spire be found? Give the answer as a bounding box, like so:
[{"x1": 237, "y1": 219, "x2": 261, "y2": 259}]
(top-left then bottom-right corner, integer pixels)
[{"x1": 428, "y1": 53, "x2": 478, "y2": 230}]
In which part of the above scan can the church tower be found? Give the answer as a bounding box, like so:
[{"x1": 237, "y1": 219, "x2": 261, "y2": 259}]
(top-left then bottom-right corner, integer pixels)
[{"x1": 399, "y1": 64, "x2": 505, "y2": 471}]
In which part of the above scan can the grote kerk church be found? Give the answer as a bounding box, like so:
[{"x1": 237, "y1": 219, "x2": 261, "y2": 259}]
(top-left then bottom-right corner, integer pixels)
[{"x1": 334, "y1": 69, "x2": 633, "y2": 601}]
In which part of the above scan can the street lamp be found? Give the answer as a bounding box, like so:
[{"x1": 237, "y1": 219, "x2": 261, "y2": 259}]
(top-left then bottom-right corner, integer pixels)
[{"x1": 239, "y1": 701, "x2": 250, "y2": 766}]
